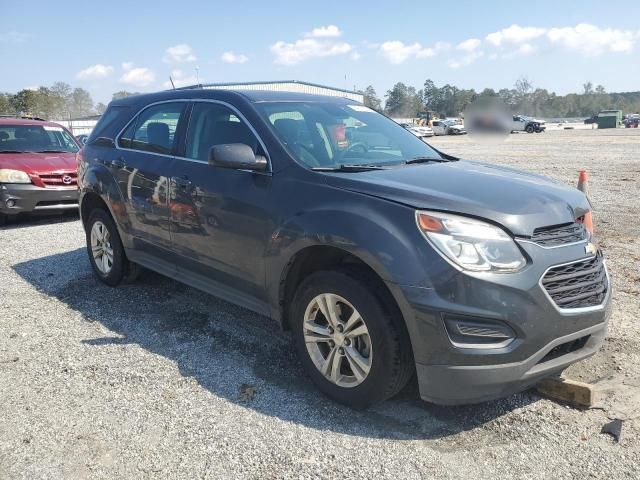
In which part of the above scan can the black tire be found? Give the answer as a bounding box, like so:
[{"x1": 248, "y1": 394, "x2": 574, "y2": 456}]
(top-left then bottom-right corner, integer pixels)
[
  {"x1": 0, "y1": 213, "x2": 7, "y2": 227},
  {"x1": 85, "y1": 208, "x2": 134, "y2": 286},
  {"x1": 291, "y1": 270, "x2": 414, "y2": 409},
  {"x1": 525, "y1": 125, "x2": 535, "y2": 133}
]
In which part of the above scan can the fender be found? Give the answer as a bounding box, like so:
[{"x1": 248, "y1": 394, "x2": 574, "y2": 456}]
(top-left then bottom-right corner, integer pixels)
[
  {"x1": 264, "y1": 189, "x2": 455, "y2": 322},
  {"x1": 78, "y1": 161, "x2": 133, "y2": 248}
]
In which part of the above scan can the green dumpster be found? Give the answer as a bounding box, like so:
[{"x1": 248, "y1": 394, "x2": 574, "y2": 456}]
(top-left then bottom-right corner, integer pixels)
[{"x1": 597, "y1": 110, "x2": 622, "y2": 129}]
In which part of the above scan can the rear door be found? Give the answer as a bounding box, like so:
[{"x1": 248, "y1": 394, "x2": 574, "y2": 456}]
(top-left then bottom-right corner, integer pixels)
[
  {"x1": 113, "y1": 101, "x2": 188, "y2": 258},
  {"x1": 167, "y1": 101, "x2": 273, "y2": 313}
]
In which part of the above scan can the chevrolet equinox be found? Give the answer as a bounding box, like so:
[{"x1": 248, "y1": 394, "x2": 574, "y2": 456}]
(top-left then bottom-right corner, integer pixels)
[{"x1": 78, "y1": 88, "x2": 611, "y2": 408}]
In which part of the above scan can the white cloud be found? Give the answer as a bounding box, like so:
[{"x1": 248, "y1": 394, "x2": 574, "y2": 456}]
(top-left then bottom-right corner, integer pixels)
[
  {"x1": 271, "y1": 38, "x2": 352, "y2": 65},
  {"x1": 351, "y1": 51, "x2": 361, "y2": 61},
  {"x1": 517, "y1": 43, "x2": 536, "y2": 55},
  {"x1": 486, "y1": 25, "x2": 547, "y2": 46},
  {"x1": 221, "y1": 51, "x2": 249, "y2": 64},
  {"x1": 163, "y1": 44, "x2": 197, "y2": 63},
  {"x1": 305, "y1": 25, "x2": 341, "y2": 38},
  {"x1": 378, "y1": 41, "x2": 448, "y2": 64},
  {"x1": 120, "y1": 63, "x2": 155, "y2": 87},
  {"x1": 457, "y1": 38, "x2": 481, "y2": 52},
  {"x1": 163, "y1": 69, "x2": 201, "y2": 88},
  {"x1": 448, "y1": 50, "x2": 484, "y2": 69},
  {"x1": 547, "y1": 23, "x2": 638, "y2": 55},
  {"x1": 76, "y1": 64, "x2": 114, "y2": 80},
  {"x1": 23, "y1": 85, "x2": 39, "y2": 91}
]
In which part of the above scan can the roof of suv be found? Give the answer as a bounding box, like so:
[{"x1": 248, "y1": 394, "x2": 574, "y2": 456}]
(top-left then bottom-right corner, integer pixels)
[{"x1": 110, "y1": 88, "x2": 357, "y2": 108}]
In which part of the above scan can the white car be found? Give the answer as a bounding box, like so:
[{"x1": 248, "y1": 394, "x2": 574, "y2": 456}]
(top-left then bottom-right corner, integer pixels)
[
  {"x1": 511, "y1": 115, "x2": 546, "y2": 133},
  {"x1": 432, "y1": 120, "x2": 467, "y2": 136},
  {"x1": 407, "y1": 126, "x2": 434, "y2": 138}
]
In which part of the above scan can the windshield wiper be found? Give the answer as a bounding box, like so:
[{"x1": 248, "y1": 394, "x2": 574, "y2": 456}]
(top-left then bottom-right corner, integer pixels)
[
  {"x1": 311, "y1": 164, "x2": 386, "y2": 172},
  {"x1": 0, "y1": 150, "x2": 27, "y2": 153},
  {"x1": 404, "y1": 156, "x2": 448, "y2": 164},
  {"x1": 36, "y1": 150, "x2": 68, "y2": 153}
]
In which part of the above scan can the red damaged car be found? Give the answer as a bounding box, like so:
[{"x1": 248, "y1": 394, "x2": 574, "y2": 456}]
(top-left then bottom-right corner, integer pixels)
[{"x1": 0, "y1": 117, "x2": 80, "y2": 225}]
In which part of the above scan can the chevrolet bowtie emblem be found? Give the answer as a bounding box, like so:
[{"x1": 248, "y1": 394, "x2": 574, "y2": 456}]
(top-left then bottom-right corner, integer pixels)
[{"x1": 585, "y1": 242, "x2": 598, "y2": 255}]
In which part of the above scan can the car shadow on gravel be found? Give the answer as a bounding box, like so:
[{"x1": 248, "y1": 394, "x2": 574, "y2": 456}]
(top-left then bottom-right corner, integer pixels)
[
  {"x1": 0, "y1": 211, "x2": 79, "y2": 230},
  {"x1": 13, "y1": 248, "x2": 537, "y2": 441}
]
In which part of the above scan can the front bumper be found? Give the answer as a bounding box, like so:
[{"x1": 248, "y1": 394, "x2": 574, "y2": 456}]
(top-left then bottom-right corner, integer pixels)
[
  {"x1": 0, "y1": 183, "x2": 78, "y2": 216},
  {"x1": 416, "y1": 322, "x2": 606, "y2": 404},
  {"x1": 392, "y1": 240, "x2": 612, "y2": 405}
]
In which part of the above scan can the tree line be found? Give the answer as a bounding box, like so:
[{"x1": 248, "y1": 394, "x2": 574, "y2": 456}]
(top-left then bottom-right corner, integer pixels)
[
  {"x1": 361, "y1": 79, "x2": 640, "y2": 119},
  {"x1": 0, "y1": 83, "x2": 139, "y2": 119},
  {"x1": 2, "y1": 79, "x2": 638, "y2": 120}
]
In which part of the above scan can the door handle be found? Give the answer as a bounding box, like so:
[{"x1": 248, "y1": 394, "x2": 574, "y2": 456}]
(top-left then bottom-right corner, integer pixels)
[{"x1": 110, "y1": 158, "x2": 126, "y2": 169}]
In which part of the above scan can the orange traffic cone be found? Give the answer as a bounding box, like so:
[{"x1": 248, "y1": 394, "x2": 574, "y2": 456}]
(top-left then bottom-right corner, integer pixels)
[
  {"x1": 577, "y1": 171, "x2": 594, "y2": 233},
  {"x1": 577, "y1": 170, "x2": 589, "y2": 196}
]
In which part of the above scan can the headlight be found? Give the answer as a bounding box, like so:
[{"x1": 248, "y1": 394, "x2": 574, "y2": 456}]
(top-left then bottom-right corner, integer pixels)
[
  {"x1": 0, "y1": 169, "x2": 31, "y2": 184},
  {"x1": 416, "y1": 211, "x2": 526, "y2": 272}
]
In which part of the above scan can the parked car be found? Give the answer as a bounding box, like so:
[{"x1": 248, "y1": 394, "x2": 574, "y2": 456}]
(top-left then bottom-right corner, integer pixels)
[
  {"x1": 511, "y1": 115, "x2": 546, "y2": 133},
  {"x1": 78, "y1": 89, "x2": 610, "y2": 408},
  {"x1": 0, "y1": 117, "x2": 81, "y2": 225},
  {"x1": 623, "y1": 114, "x2": 639, "y2": 128},
  {"x1": 76, "y1": 134, "x2": 90, "y2": 145},
  {"x1": 405, "y1": 125, "x2": 434, "y2": 139},
  {"x1": 584, "y1": 116, "x2": 598, "y2": 125},
  {"x1": 432, "y1": 119, "x2": 467, "y2": 136}
]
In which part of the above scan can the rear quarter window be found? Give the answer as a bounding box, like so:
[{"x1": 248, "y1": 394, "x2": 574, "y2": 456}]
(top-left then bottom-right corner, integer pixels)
[{"x1": 88, "y1": 106, "x2": 131, "y2": 143}]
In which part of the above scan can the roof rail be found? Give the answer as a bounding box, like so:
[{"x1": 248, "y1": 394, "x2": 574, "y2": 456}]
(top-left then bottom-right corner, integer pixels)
[{"x1": 0, "y1": 114, "x2": 47, "y2": 121}]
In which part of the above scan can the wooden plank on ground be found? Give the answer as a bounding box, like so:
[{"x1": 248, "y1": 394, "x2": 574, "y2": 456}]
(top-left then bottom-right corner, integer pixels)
[{"x1": 537, "y1": 376, "x2": 597, "y2": 408}]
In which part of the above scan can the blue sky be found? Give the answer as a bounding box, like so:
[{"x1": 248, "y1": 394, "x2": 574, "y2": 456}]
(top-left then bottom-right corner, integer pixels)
[{"x1": 1, "y1": 0, "x2": 639, "y2": 104}]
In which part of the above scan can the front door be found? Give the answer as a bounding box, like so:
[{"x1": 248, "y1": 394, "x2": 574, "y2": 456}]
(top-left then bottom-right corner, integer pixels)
[
  {"x1": 113, "y1": 101, "x2": 188, "y2": 256},
  {"x1": 168, "y1": 101, "x2": 273, "y2": 313}
]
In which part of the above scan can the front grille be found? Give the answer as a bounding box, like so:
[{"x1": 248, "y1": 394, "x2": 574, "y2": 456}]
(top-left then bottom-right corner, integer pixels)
[
  {"x1": 538, "y1": 335, "x2": 590, "y2": 364},
  {"x1": 39, "y1": 173, "x2": 77, "y2": 187},
  {"x1": 541, "y1": 252, "x2": 608, "y2": 309},
  {"x1": 531, "y1": 222, "x2": 587, "y2": 247}
]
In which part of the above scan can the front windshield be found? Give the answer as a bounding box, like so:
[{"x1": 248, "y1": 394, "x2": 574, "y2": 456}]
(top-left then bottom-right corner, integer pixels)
[
  {"x1": 0, "y1": 125, "x2": 79, "y2": 153},
  {"x1": 255, "y1": 102, "x2": 441, "y2": 168}
]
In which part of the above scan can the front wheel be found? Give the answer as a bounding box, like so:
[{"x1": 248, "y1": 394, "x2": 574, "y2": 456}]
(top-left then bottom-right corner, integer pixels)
[
  {"x1": 291, "y1": 270, "x2": 414, "y2": 409},
  {"x1": 526, "y1": 125, "x2": 535, "y2": 133}
]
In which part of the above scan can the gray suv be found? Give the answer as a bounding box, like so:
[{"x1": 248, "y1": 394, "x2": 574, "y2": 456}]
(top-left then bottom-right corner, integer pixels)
[{"x1": 78, "y1": 88, "x2": 611, "y2": 408}]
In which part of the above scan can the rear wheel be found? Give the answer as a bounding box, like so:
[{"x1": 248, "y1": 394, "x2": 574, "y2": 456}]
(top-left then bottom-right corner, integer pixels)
[
  {"x1": 291, "y1": 270, "x2": 413, "y2": 409},
  {"x1": 85, "y1": 208, "x2": 137, "y2": 286}
]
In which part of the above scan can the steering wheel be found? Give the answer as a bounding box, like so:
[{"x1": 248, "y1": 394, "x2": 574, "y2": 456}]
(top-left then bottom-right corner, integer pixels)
[{"x1": 345, "y1": 142, "x2": 369, "y2": 154}]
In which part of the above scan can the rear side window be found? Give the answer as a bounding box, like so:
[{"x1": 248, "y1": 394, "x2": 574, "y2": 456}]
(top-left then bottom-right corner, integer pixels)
[
  {"x1": 88, "y1": 106, "x2": 129, "y2": 142},
  {"x1": 184, "y1": 102, "x2": 260, "y2": 162},
  {"x1": 119, "y1": 102, "x2": 185, "y2": 154}
]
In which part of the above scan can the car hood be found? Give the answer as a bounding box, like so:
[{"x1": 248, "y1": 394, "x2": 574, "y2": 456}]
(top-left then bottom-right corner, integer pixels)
[
  {"x1": 324, "y1": 160, "x2": 590, "y2": 237},
  {"x1": 0, "y1": 152, "x2": 77, "y2": 175}
]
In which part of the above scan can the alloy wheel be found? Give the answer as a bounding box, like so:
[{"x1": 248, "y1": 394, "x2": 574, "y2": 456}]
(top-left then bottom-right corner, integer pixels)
[
  {"x1": 90, "y1": 220, "x2": 114, "y2": 274},
  {"x1": 303, "y1": 293, "x2": 372, "y2": 388}
]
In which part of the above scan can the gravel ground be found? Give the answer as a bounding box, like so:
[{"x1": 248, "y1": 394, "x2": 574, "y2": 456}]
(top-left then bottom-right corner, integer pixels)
[{"x1": 1, "y1": 129, "x2": 639, "y2": 479}]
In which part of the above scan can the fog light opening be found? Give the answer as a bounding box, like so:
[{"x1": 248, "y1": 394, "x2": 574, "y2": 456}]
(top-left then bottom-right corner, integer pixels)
[
  {"x1": 6, "y1": 199, "x2": 16, "y2": 208},
  {"x1": 444, "y1": 315, "x2": 516, "y2": 349}
]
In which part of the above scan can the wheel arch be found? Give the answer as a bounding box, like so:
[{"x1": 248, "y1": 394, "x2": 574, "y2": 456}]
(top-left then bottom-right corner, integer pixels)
[{"x1": 277, "y1": 244, "x2": 407, "y2": 335}]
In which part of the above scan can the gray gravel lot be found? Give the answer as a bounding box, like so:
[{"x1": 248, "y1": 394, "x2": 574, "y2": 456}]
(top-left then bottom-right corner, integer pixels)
[{"x1": 1, "y1": 129, "x2": 639, "y2": 479}]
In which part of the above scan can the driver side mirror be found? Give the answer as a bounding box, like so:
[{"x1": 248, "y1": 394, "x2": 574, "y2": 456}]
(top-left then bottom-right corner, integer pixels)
[{"x1": 208, "y1": 143, "x2": 268, "y2": 171}]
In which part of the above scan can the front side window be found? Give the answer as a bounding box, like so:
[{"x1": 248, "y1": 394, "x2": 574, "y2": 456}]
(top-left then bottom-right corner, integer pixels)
[
  {"x1": 184, "y1": 102, "x2": 260, "y2": 162},
  {"x1": 0, "y1": 125, "x2": 79, "y2": 153},
  {"x1": 119, "y1": 102, "x2": 185, "y2": 154},
  {"x1": 255, "y1": 102, "x2": 441, "y2": 168}
]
